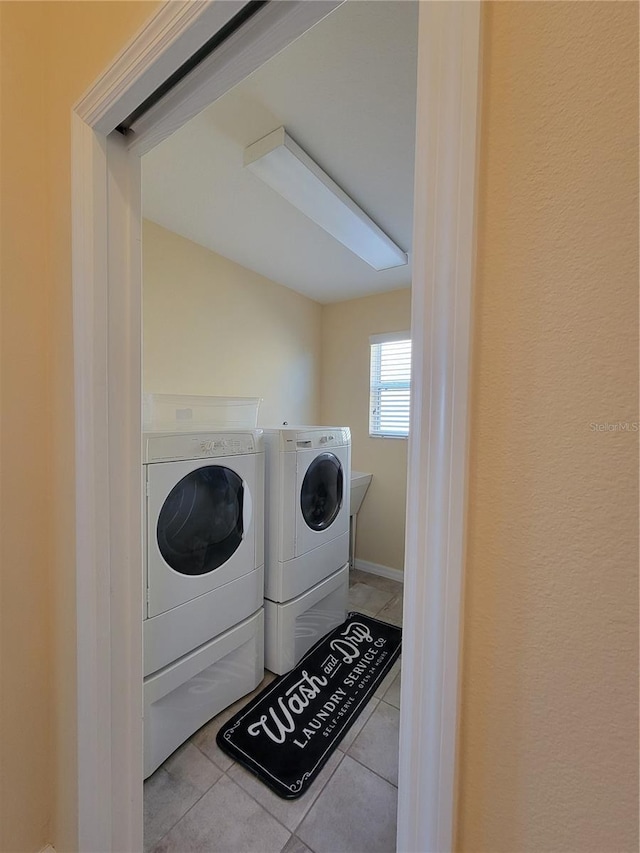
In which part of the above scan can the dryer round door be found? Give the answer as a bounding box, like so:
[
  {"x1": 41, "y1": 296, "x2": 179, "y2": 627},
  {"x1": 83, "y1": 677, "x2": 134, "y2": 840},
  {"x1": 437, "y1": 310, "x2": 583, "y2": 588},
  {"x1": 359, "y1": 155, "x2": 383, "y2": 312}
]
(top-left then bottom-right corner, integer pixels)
[
  {"x1": 293, "y1": 445, "x2": 350, "y2": 559},
  {"x1": 300, "y1": 452, "x2": 344, "y2": 531},
  {"x1": 157, "y1": 465, "x2": 244, "y2": 576}
]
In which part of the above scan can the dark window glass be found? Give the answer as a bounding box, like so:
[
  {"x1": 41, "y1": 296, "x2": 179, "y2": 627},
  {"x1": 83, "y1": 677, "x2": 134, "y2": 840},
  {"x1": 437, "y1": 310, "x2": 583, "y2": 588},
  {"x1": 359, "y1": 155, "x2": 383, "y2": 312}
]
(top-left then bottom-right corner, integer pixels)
[
  {"x1": 157, "y1": 466, "x2": 244, "y2": 576},
  {"x1": 300, "y1": 453, "x2": 343, "y2": 531}
]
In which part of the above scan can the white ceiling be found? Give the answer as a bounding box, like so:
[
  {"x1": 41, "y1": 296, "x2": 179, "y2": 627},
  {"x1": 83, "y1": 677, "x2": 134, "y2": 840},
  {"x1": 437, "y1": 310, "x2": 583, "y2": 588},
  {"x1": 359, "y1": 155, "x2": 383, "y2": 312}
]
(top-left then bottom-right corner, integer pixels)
[{"x1": 141, "y1": 1, "x2": 418, "y2": 305}]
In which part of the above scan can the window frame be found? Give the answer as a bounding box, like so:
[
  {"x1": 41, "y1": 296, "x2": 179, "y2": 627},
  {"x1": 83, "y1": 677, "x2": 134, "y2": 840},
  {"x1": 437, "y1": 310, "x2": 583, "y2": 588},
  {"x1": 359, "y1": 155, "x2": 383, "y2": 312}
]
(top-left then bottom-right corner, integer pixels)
[{"x1": 369, "y1": 330, "x2": 412, "y2": 439}]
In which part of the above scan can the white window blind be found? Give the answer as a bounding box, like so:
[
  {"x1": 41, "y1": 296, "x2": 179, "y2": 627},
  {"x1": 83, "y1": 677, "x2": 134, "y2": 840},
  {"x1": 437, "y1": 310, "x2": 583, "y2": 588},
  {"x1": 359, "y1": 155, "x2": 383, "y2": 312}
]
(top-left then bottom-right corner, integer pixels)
[{"x1": 369, "y1": 331, "x2": 411, "y2": 438}]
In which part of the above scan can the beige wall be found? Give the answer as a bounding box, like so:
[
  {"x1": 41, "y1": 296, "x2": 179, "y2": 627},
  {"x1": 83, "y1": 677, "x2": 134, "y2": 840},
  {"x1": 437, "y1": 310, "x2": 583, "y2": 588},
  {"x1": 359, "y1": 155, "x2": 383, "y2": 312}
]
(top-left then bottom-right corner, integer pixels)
[
  {"x1": 143, "y1": 222, "x2": 407, "y2": 572},
  {"x1": 321, "y1": 290, "x2": 411, "y2": 572},
  {"x1": 0, "y1": 3, "x2": 162, "y2": 851},
  {"x1": 1, "y1": 6, "x2": 52, "y2": 850},
  {"x1": 457, "y1": 3, "x2": 639, "y2": 851},
  {"x1": 143, "y1": 221, "x2": 322, "y2": 426},
  {"x1": 1, "y1": 2, "x2": 637, "y2": 851}
]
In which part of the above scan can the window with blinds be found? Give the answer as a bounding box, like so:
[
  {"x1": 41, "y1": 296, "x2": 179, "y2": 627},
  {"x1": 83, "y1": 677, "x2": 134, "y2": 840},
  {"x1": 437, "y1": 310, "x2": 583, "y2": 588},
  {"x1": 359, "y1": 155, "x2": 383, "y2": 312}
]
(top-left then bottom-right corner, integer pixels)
[{"x1": 369, "y1": 332, "x2": 411, "y2": 438}]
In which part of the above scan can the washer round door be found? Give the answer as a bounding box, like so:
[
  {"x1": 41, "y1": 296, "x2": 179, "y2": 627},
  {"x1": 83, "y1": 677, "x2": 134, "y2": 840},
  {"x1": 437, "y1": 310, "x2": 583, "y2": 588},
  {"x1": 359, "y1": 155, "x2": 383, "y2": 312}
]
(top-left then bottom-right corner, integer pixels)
[
  {"x1": 300, "y1": 452, "x2": 344, "y2": 531},
  {"x1": 157, "y1": 465, "x2": 244, "y2": 576},
  {"x1": 146, "y1": 450, "x2": 259, "y2": 619}
]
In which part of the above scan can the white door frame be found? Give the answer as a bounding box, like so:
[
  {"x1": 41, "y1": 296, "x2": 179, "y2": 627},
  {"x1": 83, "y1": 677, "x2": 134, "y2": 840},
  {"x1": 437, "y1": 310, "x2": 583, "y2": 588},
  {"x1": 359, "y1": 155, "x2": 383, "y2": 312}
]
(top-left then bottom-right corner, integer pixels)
[{"x1": 71, "y1": 2, "x2": 481, "y2": 850}]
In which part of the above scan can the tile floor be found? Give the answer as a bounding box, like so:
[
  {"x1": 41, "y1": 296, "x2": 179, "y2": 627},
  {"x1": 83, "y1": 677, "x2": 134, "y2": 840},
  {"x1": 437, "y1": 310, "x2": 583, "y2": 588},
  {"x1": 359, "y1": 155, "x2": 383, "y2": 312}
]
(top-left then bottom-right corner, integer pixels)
[{"x1": 145, "y1": 569, "x2": 403, "y2": 853}]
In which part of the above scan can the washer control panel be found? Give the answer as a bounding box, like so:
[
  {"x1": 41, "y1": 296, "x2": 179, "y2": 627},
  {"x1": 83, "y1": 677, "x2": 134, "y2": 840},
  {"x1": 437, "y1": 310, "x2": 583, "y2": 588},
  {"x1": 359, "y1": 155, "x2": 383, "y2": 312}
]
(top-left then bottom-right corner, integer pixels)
[{"x1": 144, "y1": 430, "x2": 263, "y2": 463}]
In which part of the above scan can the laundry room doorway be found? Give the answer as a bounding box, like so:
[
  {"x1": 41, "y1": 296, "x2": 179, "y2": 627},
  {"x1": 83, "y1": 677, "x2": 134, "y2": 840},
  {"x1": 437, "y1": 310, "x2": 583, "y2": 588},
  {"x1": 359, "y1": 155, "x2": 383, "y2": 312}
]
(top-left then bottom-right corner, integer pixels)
[{"x1": 71, "y1": 2, "x2": 481, "y2": 850}]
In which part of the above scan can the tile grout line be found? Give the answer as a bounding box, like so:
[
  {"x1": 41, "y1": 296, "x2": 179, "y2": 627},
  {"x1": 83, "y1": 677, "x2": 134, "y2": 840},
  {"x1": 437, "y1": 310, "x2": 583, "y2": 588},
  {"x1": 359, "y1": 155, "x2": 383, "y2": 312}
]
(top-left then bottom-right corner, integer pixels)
[
  {"x1": 343, "y1": 751, "x2": 399, "y2": 792},
  {"x1": 282, "y1": 835, "x2": 320, "y2": 853},
  {"x1": 231, "y1": 748, "x2": 347, "y2": 837},
  {"x1": 146, "y1": 738, "x2": 237, "y2": 848},
  {"x1": 344, "y1": 694, "x2": 401, "y2": 789},
  {"x1": 221, "y1": 769, "x2": 298, "y2": 841},
  {"x1": 190, "y1": 736, "x2": 235, "y2": 773},
  {"x1": 149, "y1": 764, "x2": 292, "y2": 852},
  {"x1": 146, "y1": 770, "x2": 220, "y2": 852}
]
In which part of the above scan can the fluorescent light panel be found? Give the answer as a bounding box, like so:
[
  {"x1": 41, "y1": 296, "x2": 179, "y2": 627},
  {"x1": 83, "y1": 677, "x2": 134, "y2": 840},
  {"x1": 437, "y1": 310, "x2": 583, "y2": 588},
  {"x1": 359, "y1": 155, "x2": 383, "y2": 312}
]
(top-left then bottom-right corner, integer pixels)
[{"x1": 244, "y1": 127, "x2": 407, "y2": 271}]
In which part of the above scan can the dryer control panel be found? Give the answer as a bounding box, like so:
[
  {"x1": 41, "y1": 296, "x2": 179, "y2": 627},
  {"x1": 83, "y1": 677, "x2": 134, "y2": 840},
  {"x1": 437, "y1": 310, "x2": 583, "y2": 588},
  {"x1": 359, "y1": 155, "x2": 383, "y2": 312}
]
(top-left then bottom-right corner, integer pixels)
[
  {"x1": 275, "y1": 426, "x2": 351, "y2": 451},
  {"x1": 143, "y1": 430, "x2": 263, "y2": 463}
]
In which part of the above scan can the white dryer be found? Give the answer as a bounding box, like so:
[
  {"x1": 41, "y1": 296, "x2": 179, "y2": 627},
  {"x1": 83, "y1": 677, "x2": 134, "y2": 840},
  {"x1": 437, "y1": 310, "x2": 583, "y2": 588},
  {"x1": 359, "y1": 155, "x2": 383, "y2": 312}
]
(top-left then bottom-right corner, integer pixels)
[
  {"x1": 143, "y1": 429, "x2": 264, "y2": 777},
  {"x1": 263, "y1": 426, "x2": 351, "y2": 674}
]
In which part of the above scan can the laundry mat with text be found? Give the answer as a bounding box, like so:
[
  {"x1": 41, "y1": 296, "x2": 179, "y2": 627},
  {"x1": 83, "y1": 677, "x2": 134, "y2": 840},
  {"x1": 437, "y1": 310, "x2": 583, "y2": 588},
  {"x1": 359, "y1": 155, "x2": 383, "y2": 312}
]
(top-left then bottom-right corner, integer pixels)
[{"x1": 217, "y1": 613, "x2": 402, "y2": 798}]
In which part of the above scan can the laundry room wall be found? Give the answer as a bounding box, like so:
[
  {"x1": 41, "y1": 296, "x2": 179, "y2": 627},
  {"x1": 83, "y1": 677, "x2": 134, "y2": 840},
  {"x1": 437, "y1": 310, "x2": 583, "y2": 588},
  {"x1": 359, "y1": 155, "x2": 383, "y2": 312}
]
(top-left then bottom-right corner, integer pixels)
[
  {"x1": 457, "y1": 3, "x2": 638, "y2": 850},
  {"x1": 320, "y1": 288, "x2": 411, "y2": 574},
  {"x1": 1, "y1": 3, "x2": 162, "y2": 851},
  {"x1": 143, "y1": 220, "x2": 322, "y2": 426}
]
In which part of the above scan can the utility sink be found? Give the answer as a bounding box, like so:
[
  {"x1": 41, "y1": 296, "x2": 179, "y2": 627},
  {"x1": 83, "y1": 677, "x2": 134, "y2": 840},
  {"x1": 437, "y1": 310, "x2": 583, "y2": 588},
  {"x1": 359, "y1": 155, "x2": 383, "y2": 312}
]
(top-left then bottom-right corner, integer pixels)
[{"x1": 350, "y1": 471, "x2": 373, "y2": 515}]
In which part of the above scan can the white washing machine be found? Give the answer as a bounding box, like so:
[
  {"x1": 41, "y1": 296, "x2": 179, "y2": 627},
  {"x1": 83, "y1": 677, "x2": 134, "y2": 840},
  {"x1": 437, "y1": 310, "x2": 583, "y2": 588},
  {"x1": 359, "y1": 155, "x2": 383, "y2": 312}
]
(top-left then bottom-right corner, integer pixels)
[
  {"x1": 143, "y1": 429, "x2": 265, "y2": 777},
  {"x1": 263, "y1": 426, "x2": 351, "y2": 673}
]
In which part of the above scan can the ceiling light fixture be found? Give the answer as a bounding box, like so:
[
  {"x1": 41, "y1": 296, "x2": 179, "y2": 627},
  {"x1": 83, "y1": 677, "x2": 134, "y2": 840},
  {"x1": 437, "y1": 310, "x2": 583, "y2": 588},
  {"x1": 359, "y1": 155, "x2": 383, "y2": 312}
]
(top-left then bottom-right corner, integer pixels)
[{"x1": 243, "y1": 127, "x2": 408, "y2": 271}]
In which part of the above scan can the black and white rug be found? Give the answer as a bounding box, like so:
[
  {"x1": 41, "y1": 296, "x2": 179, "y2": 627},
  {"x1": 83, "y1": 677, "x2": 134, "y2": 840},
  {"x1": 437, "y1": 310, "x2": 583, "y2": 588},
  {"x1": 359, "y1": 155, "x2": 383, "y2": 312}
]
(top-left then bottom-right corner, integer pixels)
[{"x1": 216, "y1": 612, "x2": 401, "y2": 799}]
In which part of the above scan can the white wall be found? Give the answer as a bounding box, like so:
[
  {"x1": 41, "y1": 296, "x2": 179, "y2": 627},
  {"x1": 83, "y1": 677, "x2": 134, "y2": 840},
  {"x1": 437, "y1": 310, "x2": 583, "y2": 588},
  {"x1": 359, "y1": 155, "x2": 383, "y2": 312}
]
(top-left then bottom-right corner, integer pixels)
[{"x1": 143, "y1": 219, "x2": 322, "y2": 427}]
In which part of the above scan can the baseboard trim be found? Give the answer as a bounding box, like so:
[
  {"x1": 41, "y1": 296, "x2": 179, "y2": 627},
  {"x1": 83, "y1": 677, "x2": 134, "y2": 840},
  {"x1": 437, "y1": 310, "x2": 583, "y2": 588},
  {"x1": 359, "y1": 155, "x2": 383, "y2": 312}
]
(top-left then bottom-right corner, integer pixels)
[{"x1": 354, "y1": 559, "x2": 404, "y2": 584}]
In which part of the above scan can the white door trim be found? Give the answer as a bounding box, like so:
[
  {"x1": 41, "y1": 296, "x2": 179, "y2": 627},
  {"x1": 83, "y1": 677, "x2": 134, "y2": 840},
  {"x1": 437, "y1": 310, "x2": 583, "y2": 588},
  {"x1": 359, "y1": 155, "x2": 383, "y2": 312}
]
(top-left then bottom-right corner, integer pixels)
[
  {"x1": 71, "y1": 2, "x2": 481, "y2": 850},
  {"x1": 125, "y1": 0, "x2": 343, "y2": 157},
  {"x1": 75, "y1": 1, "x2": 248, "y2": 135},
  {"x1": 397, "y1": 4, "x2": 481, "y2": 851}
]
